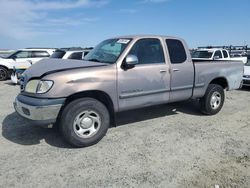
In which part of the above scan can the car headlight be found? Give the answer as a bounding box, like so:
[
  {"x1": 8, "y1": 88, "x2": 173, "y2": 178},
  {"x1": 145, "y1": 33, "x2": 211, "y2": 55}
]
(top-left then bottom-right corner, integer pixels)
[{"x1": 25, "y1": 80, "x2": 53, "y2": 94}]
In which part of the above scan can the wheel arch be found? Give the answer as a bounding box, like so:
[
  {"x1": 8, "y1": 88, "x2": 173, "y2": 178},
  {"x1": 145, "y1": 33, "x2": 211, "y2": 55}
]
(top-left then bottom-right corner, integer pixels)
[
  {"x1": 62, "y1": 90, "x2": 116, "y2": 127},
  {"x1": 209, "y1": 77, "x2": 228, "y2": 90}
]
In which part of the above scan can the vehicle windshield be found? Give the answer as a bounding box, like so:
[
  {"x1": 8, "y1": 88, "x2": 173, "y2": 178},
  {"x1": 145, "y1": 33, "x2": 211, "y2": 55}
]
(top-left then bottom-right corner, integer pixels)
[
  {"x1": 84, "y1": 38, "x2": 131, "y2": 64},
  {"x1": 2, "y1": 51, "x2": 18, "y2": 59},
  {"x1": 245, "y1": 60, "x2": 250, "y2": 66},
  {"x1": 192, "y1": 50, "x2": 213, "y2": 59}
]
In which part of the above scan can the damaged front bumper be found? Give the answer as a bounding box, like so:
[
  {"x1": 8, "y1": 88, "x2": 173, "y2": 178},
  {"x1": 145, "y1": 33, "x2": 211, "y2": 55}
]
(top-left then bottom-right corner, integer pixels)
[{"x1": 14, "y1": 94, "x2": 65, "y2": 126}]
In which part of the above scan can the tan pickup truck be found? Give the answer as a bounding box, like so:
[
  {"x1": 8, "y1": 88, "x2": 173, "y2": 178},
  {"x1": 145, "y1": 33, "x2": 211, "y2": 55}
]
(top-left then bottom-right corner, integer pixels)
[{"x1": 14, "y1": 35, "x2": 243, "y2": 147}]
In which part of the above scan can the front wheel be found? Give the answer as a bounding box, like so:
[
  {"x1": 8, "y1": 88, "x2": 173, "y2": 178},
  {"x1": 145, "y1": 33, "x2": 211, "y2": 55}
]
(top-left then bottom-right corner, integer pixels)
[
  {"x1": 200, "y1": 84, "x2": 225, "y2": 115},
  {"x1": 0, "y1": 67, "x2": 9, "y2": 81},
  {"x1": 60, "y1": 98, "x2": 110, "y2": 147}
]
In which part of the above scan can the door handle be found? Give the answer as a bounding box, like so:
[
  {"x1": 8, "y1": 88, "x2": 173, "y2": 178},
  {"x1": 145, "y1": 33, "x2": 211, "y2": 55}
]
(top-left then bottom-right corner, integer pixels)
[
  {"x1": 173, "y1": 69, "x2": 180, "y2": 72},
  {"x1": 160, "y1": 70, "x2": 167, "y2": 73}
]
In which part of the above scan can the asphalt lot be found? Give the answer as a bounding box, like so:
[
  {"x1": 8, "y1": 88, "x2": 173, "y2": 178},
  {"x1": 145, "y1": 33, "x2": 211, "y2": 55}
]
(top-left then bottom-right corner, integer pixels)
[{"x1": 0, "y1": 80, "x2": 249, "y2": 188}]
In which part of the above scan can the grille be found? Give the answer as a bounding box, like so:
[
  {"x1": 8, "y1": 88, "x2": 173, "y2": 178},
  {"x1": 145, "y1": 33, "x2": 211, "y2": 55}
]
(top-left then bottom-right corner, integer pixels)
[
  {"x1": 243, "y1": 80, "x2": 250, "y2": 84},
  {"x1": 19, "y1": 76, "x2": 25, "y2": 91}
]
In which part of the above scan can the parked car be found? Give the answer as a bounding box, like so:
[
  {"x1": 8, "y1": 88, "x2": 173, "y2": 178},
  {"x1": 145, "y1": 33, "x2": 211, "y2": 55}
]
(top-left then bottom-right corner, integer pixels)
[
  {"x1": 10, "y1": 48, "x2": 91, "y2": 84},
  {"x1": 192, "y1": 48, "x2": 248, "y2": 64},
  {"x1": 50, "y1": 48, "x2": 91, "y2": 60},
  {"x1": 14, "y1": 35, "x2": 243, "y2": 147},
  {"x1": 242, "y1": 61, "x2": 250, "y2": 87},
  {"x1": 0, "y1": 48, "x2": 55, "y2": 81}
]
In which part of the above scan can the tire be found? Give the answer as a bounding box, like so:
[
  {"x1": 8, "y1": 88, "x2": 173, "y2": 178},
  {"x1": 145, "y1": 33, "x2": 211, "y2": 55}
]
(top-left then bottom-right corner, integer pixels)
[
  {"x1": 59, "y1": 98, "x2": 110, "y2": 147},
  {"x1": 200, "y1": 84, "x2": 225, "y2": 115},
  {"x1": 0, "y1": 66, "x2": 9, "y2": 81}
]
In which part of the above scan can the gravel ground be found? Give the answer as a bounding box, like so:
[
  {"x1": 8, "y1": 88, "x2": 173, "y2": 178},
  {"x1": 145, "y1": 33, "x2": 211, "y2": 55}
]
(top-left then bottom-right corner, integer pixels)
[{"x1": 0, "y1": 80, "x2": 249, "y2": 188}]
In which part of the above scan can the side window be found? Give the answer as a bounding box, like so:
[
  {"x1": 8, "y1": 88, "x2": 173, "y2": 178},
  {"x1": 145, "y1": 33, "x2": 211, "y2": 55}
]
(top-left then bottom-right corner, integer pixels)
[
  {"x1": 68, "y1": 52, "x2": 83, "y2": 60},
  {"x1": 32, "y1": 51, "x2": 50, "y2": 58},
  {"x1": 14, "y1": 51, "x2": 31, "y2": 58},
  {"x1": 222, "y1": 50, "x2": 228, "y2": 58},
  {"x1": 128, "y1": 38, "x2": 165, "y2": 64},
  {"x1": 166, "y1": 39, "x2": 187, "y2": 64},
  {"x1": 83, "y1": 51, "x2": 89, "y2": 57},
  {"x1": 214, "y1": 50, "x2": 223, "y2": 59}
]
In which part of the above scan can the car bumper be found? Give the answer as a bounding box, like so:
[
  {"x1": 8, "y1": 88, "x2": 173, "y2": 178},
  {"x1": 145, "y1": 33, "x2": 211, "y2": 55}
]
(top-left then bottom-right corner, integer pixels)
[
  {"x1": 14, "y1": 94, "x2": 65, "y2": 126},
  {"x1": 242, "y1": 77, "x2": 250, "y2": 86}
]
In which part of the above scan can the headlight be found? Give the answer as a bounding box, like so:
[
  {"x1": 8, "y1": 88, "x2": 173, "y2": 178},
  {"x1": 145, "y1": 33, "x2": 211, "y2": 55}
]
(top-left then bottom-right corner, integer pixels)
[
  {"x1": 24, "y1": 80, "x2": 53, "y2": 94},
  {"x1": 37, "y1": 80, "x2": 54, "y2": 94}
]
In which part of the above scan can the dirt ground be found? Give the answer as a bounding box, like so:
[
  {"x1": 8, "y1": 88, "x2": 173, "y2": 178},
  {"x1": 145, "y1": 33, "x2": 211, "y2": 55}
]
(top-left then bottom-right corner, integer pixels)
[{"x1": 0, "y1": 80, "x2": 249, "y2": 188}]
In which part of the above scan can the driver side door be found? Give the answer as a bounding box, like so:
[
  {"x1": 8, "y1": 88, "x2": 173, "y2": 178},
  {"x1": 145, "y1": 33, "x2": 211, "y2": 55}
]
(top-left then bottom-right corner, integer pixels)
[{"x1": 117, "y1": 38, "x2": 171, "y2": 111}]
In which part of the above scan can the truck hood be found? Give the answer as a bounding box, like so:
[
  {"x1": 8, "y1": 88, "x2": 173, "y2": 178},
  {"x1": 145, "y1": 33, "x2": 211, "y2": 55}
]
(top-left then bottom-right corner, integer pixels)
[
  {"x1": 244, "y1": 65, "x2": 250, "y2": 75},
  {"x1": 23, "y1": 59, "x2": 108, "y2": 78}
]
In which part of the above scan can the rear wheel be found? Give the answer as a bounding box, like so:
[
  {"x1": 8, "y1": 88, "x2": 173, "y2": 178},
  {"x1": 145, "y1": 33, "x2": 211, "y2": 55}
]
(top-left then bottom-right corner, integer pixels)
[
  {"x1": 0, "y1": 67, "x2": 8, "y2": 81},
  {"x1": 60, "y1": 98, "x2": 110, "y2": 147},
  {"x1": 200, "y1": 84, "x2": 225, "y2": 115}
]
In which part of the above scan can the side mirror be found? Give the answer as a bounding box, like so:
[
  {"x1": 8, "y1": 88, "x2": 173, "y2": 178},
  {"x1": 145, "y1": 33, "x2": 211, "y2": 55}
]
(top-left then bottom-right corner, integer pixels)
[
  {"x1": 122, "y1": 54, "x2": 138, "y2": 69},
  {"x1": 123, "y1": 54, "x2": 138, "y2": 69},
  {"x1": 213, "y1": 56, "x2": 220, "y2": 60}
]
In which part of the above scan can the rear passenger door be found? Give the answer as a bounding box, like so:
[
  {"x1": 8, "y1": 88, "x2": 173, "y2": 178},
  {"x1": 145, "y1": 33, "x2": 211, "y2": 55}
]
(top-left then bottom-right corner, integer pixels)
[
  {"x1": 118, "y1": 38, "x2": 171, "y2": 111},
  {"x1": 166, "y1": 39, "x2": 194, "y2": 102}
]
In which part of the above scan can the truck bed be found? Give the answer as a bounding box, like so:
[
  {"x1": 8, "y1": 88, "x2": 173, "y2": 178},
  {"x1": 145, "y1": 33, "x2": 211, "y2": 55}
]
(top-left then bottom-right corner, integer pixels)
[{"x1": 192, "y1": 60, "x2": 243, "y2": 98}]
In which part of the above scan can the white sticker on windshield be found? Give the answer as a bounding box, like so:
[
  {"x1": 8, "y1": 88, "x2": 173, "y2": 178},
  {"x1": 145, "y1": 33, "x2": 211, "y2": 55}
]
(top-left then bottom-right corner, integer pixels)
[{"x1": 117, "y1": 39, "x2": 130, "y2": 44}]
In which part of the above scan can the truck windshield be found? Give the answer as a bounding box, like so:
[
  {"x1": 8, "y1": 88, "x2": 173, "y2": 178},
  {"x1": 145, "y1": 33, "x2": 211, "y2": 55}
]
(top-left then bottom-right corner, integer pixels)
[
  {"x1": 245, "y1": 61, "x2": 250, "y2": 66},
  {"x1": 84, "y1": 38, "x2": 131, "y2": 64},
  {"x1": 192, "y1": 50, "x2": 213, "y2": 58}
]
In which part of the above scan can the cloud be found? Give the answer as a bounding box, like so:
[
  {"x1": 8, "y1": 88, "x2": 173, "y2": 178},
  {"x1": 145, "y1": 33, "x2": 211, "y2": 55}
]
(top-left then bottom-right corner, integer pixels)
[{"x1": 0, "y1": 0, "x2": 107, "y2": 39}]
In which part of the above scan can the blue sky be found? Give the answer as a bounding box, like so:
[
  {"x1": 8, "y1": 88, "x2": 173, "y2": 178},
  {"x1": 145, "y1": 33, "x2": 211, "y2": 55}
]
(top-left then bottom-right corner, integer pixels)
[{"x1": 0, "y1": 0, "x2": 249, "y2": 49}]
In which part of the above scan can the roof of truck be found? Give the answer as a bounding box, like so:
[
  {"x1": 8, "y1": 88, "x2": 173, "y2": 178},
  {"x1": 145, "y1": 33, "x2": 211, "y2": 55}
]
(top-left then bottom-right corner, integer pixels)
[{"x1": 114, "y1": 34, "x2": 184, "y2": 40}]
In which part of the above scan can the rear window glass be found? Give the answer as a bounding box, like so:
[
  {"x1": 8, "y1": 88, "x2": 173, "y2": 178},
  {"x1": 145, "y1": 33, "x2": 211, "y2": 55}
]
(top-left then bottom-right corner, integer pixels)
[
  {"x1": 50, "y1": 51, "x2": 66, "y2": 59},
  {"x1": 222, "y1": 50, "x2": 228, "y2": 58},
  {"x1": 68, "y1": 52, "x2": 83, "y2": 60},
  {"x1": 214, "y1": 50, "x2": 223, "y2": 58},
  {"x1": 166, "y1": 39, "x2": 187, "y2": 64}
]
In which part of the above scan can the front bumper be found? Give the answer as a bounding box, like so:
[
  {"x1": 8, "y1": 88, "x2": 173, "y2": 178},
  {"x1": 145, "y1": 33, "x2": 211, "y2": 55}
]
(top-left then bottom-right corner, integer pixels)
[
  {"x1": 242, "y1": 76, "x2": 250, "y2": 86},
  {"x1": 14, "y1": 94, "x2": 65, "y2": 126}
]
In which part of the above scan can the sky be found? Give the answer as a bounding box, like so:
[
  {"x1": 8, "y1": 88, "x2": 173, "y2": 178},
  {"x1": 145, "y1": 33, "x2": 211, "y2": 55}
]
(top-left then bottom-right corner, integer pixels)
[{"x1": 0, "y1": 0, "x2": 249, "y2": 49}]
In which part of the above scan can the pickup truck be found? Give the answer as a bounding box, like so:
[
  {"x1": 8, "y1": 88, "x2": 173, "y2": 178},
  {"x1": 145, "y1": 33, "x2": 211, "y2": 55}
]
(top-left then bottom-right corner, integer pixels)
[
  {"x1": 13, "y1": 35, "x2": 243, "y2": 147},
  {"x1": 192, "y1": 48, "x2": 248, "y2": 64}
]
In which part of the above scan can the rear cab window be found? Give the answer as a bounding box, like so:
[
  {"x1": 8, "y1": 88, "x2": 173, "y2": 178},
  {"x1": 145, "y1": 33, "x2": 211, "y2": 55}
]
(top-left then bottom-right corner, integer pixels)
[
  {"x1": 222, "y1": 50, "x2": 228, "y2": 58},
  {"x1": 166, "y1": 39, "x2": 187, "y2": 64},
  {"x1": 68, "y1": 52, "x2": 83, "y2": 60},
  {"x1": 50, "y1": 50, "x2": 66, "y2": 59},
  {"x1": 214, "y1": 50, "x2": 223, "y2": 59}
]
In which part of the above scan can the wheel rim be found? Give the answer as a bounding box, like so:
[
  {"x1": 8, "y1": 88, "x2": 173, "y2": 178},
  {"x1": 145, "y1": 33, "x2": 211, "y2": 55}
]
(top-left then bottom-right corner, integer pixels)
[
  {"x1": 73, "y1": 110, "x2": 101, "y2": 138},
  {"x1": 210, "y1": 91, "x2": 221, "y2": 110},
  {"x1": 0, "y1": 69, "x2": 7, "y2": 80}
]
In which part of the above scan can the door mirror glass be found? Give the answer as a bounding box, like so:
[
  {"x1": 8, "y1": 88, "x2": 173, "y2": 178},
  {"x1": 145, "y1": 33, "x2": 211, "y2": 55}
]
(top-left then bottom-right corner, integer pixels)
[{"x1": 125, "y1": 54, "x2": 138, "y2": 65}]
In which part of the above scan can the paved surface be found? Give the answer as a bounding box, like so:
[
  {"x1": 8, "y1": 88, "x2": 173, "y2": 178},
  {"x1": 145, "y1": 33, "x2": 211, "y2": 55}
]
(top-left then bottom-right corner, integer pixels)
[{"x1": 0, "y1": 80, "x2": 249, "y2": 188}]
